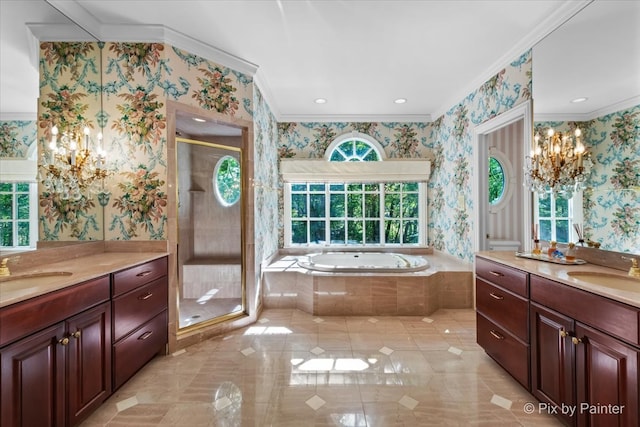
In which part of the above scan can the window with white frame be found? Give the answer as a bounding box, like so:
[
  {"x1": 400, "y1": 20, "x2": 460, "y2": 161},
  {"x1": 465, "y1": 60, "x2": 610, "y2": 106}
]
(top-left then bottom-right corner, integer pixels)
[
  {"x1": 534, "y1": 190, "x2": 583, "y2": 244},
  {"x1": 283, "y1": 134, "x2": 427, "y2": 247},
  {"x1": 0, "y1": 182, "x2": 37, "y2": 249}
]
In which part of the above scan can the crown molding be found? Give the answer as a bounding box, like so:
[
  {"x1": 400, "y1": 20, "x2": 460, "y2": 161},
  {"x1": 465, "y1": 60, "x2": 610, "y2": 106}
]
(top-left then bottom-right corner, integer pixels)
[
  {"x1": 253, "y1": 72, "x2": 282, "y2": 120},
  {"x1": 534, "y1": 95, "x2": 640, "y2": 123},
  {"x1": 277, "y1": 114, "x2": 432, "y2": 124},
  {"x1": 431, "y1": 0, "x2": 593, "y2": 120}
]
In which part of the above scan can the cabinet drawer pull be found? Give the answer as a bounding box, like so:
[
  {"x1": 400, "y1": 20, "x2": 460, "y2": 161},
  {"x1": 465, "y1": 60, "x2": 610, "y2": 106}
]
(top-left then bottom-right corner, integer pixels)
[
  {"x1": 58, "y1": 337, "x2": 70, "y2": 346},
  {"x1": 136, "y1": 270, "x2": 152, "y2": 277},
  {"x1": 71, "y1": 330, "x2": 81, "y2": 339},
  {"x1": 489, "y1": 330, "x2": 505, "y2": 340},
  {"x1": 138, "y1": 292, "x2": 153, "y2": 300},
  {"x1": 138, "y1": 331, "x2": 153, "y2": 340},
  {"x1": 489, "y1": 292, "x2": 504, "y2": 300},
  {"x1": 572, "y1": 336, "x2": 583, "y2": 345},
  {"x1": 559, "y1": 330, "x2": 568, "y2": 338},
  {"x1": 489, "y1": 270, "x2": 504, "y2": 277}
]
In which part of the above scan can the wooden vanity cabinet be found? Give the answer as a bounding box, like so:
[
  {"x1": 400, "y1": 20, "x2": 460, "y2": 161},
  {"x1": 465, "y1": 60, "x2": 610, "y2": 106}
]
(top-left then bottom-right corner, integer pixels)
[
  {"x1": 0, "y1": 277, "x2": 111, "y2": 427},
  {"x1": 111, "y1": 257, "x2": 168, "y2": 390},
  {"x1": 530, "y1": 274, "x2": 639, "y2": 427},
  {"x1": 475, "y1": 257, "x2": 530, "y2": 389}
]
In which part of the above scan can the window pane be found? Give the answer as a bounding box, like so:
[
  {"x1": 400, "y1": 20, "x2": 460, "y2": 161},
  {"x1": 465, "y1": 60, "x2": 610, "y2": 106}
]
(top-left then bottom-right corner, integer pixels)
[
  {"x1": 364, "y1": 193, "x2": 379, "y2": 217},
  {"x1": 0, "y1": 183, "x2": 11, "y2": 192},
  {"x1": 291, "y1": 183, "x2": 306, "y2": 191},
  {"x1": 17, "y1": 194, "x2": 29, "y2": 219},
  {"x1": 402, "y1": 194, "x2": 419, "y2": 217},
  {"x1": 291, "y1": 221, "x2": 307, "y2": 244},
  {"x1": 364, "y1": 184, "x2": 378, "y2": 191},
  {"x1": 355, "y1": 141, "x2": 374, "y2": 159},
  {"x1": 16, "y1": 183, "x2": 30, "y2": 192},
  {"x1": 17, "y1": 222, "x2": 29, "y2": 246},
  {"x1": 539, "y1": 220, "x2": 552, "y2": 241},
  {"x1": 347, "y1": 183, "x2": 362, "y2": 191},
  {"x1": 347, "y1": 194, "x2": 362, "y2": 217},
  {"x1": 385, "y1": 183, "x2": 401, "y2": 192},
  {"x1": 0, "y1": 194, "x2": 12, "y2": 220},
  {"x1": 309, "y1": 194, "x2": 325, "y2": 217},
  {"x1": 330, "y1": 221, "x2": 345, "y2": 244},
  {"x1": 403, "y1": 182, "x2": 418, "y2": 191},
  {"x1": 291, "y1": 194, "x2": 307, "y2": 218},
  {"x1": 538, "y1": 193, "x2": 551, "y2": 217},
  {"x1": 347, "y1": 220, "x2": 363, "y2": 244},
  {"x1": 403, "y1": 220, "x2": 419, "y2": 243},
  {"x1": 385, "y1": 220, "x2": 401, "y2": 243},
  {"x1": 555, "y1": 195, "x2": 569, "y2": 217},
  {"x1": 362, "y1": 151, "x2": 378, "y2": 161},
  {"x1": 329, "y1": 183, "x2": 344, "y2": 191},
  {"x1": 309, "y1": 221, "x2": 325, "y2": 244},
  {"x1": 556, "y1": 220, "x2": 569, "y2": 243},
  {"x1": 330, "y1": 150, "x2": 346, "y2": 161},
  {"x1": 309, "y1": 183, "x2": 325, "y2": 191},
  {"x1": 339, "y1": 141, "x2": 355, "y2": 158},
  {"x1": 329, "y1": 194, "x2": 345, "y2": 217},
  {"x1": 488, "y1": 157, "x2": 505, "y2": 204},
  {"x1": 0, "y1": 222, "x2": 12, "y2": 246},
  {"x1": 385, "y1": 194, "x2": 400, "y2": 218},
  {"x1": 365, "y1": 220, "x2": 380, "y2": 244}
]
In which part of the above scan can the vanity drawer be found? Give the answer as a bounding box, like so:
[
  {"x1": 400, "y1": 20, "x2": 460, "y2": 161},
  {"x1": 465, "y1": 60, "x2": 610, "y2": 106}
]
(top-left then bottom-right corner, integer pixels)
[
  {"x1": 113, "y1": 310, "x2": 167, "y2": 389},
  {"x1": 530, "y1": 274, "x2": 639, "y2": 346},
  {"x1": 477, "y1": 312, "x2": 530, "y2": 389},
  {"x1": 112, "y1": 257, "x2": 167, "y2": 297},
  {"x1": 476, "y1": 278, "x2": 529, "y2": 342},
  {"x1": 476, "y1": 257, "x2": 528, "y2": 297},
  {"x1": 0, "y1": 276, "x2": 110, "y2": 347},
  {"x1": 112, "y1": 277, "x2": 168, "y2": 341}
]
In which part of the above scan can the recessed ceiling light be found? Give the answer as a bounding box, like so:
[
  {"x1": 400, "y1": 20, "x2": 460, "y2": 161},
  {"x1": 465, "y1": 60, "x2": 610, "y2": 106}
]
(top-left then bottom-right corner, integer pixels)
[
  {"x1": 314, "y1": 98, "x2": 327, "y2": 104},
  {"x1": 394, "y1": 98, "x2": 407, "y2": 104},
  {"x1": 571, "y1": 97, "x2": 588, "y2": 103},
  {"x1": 192, "y1": 117, "x2": 206, "y2": 122}
]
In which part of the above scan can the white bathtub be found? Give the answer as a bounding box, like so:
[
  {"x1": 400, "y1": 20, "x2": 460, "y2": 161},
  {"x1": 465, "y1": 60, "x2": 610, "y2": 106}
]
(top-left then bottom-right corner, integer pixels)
[{"x1": 296, "y1": 252, "x2": 430, "y2": 273}]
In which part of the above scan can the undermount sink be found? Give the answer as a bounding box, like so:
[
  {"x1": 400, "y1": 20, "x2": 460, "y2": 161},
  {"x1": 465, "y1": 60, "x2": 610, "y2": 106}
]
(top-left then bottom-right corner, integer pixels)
[
  {"x1": 0, "y1": 271, "x2": 73, "y2": 290},
  {"x1": 567, "y1": 271, "x2": 640, "y2": 292}
]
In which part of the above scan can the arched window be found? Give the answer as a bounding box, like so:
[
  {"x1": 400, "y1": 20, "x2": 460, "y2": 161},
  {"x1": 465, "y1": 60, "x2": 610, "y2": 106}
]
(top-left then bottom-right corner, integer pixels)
[{"x1": 284, "y1": 132, "x2": 427, "y2": 247}]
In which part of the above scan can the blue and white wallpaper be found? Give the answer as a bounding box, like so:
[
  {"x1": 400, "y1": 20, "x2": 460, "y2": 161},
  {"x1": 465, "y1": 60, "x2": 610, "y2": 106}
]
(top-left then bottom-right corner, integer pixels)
[{"x1": 0, "y1": 120, "x2": 37, "y2": 158}]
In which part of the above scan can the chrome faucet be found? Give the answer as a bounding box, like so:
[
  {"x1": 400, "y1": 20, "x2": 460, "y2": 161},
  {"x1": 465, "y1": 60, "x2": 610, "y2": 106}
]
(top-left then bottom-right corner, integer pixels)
[
  {"x1": 622, "y1": 256, "x2": 640, "y2": 278},
  {"x1": 0, "y1": 258, "x2": 10, "y2": 277}
]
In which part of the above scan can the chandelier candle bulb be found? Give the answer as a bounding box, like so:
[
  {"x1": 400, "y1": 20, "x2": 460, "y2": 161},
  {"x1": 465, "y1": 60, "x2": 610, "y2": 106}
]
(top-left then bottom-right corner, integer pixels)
[{"x1": 83, "y1": 126, "x2": 90, "y2": 150}]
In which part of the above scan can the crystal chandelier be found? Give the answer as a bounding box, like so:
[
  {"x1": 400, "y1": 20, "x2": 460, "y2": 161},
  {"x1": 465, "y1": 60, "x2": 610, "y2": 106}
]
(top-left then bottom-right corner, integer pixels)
[
  {"x1": 524, "y1": 128, "x2": 593, "y2": 197},
  {"x1": 40, "y1": 125, "x2": 110, "y2": 203}
]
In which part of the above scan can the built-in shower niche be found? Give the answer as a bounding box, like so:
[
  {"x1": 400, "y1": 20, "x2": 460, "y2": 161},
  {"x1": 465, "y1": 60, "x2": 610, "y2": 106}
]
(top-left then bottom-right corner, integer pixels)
[{"x1": 177, "y1": 139, "x2": 243, "y2": 327}]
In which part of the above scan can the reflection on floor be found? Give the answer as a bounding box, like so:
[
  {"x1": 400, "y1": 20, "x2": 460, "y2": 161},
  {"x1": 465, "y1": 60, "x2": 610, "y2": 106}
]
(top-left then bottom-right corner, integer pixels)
[
  {"x1": 179, "y1": 298, "x2": 243, "y2": 328},
  {"x1": 81, "y1": 308, "x2": 561, "y2": 426}
]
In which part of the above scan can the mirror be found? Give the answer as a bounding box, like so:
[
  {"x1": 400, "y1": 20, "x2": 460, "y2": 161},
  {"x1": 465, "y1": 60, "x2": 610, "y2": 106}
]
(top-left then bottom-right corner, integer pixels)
[
  {"x1": 174, "y1": 110, "x2": 246, "y2": 330},
  {"x1": 0, "y1": 1, "x2": 103, "y2": 252},
  {"x1": 532, "y1": 1, "x2": 640, "y2": 254}
]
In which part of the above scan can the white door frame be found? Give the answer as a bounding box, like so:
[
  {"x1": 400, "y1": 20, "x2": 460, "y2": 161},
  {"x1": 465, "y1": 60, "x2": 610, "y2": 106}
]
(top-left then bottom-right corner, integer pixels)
[{"x1": 472, "y1": 100, "x2": 533, "y2": 253}]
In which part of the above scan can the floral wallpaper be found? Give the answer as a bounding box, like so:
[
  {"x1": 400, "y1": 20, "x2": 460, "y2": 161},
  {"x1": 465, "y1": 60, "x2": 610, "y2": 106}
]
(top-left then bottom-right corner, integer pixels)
[
  {"x1": 37, "y1": 41, "x2": 253, "y2": 241},
  {"x1": 276, "y1": 51, "x2": 532, "y2": 262},
  {"x1": 536, "y1": 104, "x2": 640, "y2": 253},
  {"x1": 0, "y1": 121, "x2": 37, "y2": 158}
]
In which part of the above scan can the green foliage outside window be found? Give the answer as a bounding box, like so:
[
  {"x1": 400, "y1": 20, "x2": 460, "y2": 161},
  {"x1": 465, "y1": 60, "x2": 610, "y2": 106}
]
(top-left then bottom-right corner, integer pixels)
[
  {"x1": 214, "y1": 156, "x2": 240, "y2": 206},
  {"x1": 488, "y1": 157, "x2": 505, "y2": 204}
]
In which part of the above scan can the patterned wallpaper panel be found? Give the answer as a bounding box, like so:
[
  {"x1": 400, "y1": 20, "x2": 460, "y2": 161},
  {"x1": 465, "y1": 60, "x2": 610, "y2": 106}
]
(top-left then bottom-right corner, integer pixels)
[
  {"x1": 536, "y1": 104, "x2": 640, "y2": 253},
  {"x1": 36, "y1": 42, "x2": 253, "y2": 242},
  {"x1": 0, "y1": 121, "x2": 37, "y2": 158}
]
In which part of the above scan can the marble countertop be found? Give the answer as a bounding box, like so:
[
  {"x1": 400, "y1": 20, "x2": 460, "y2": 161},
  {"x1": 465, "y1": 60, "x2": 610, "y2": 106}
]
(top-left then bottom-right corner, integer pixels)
[
  {"x1": 0, "y1": 252, "x2": 168, "y2": 308},
  {"x1": 476, "y1": 251, "x2": 640, "y2": 308}
]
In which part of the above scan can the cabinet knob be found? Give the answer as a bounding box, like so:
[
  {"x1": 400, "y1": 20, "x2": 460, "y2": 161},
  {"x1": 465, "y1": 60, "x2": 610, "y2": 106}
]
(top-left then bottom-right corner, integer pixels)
[
  {"x1": 72, "y1": 330, "x2": 81, "y2": 339},
  {"x1": 58, "y1": 337, "x2": 70, "y2": 346},
  {"x1": 572, "y1": 337, "x2": 583, "y2": 345},
  {"x1": 559, "y1": 330, "x2": 568, "y2": 338}
]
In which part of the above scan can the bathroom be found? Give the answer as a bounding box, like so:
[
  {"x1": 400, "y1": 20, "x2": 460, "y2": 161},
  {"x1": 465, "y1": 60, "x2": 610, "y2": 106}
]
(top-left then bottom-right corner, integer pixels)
[{"x1": 1, "y1": 0, "x2": 639, "y2": 425}]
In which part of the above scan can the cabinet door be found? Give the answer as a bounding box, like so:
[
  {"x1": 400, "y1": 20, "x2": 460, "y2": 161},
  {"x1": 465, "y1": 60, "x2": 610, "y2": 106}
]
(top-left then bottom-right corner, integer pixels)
[
  {"x1": 530, "y1": 302, "x2": 576, "y2": 426},
  {"x1": 66, "y1": 302, "x2": 112, "y2": 427},
  {"x1": 0, "y1": 323, "x2": 66, "y2": 427},
  {"x1": 575, "y1": 322, "x2": 639, "y2": 427}
]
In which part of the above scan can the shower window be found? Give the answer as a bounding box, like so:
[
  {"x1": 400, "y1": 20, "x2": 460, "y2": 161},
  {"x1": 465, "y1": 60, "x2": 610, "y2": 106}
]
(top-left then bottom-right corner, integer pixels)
[
  {"x1": 213, "y1": 155, "x2": 240, "y2": 207},
  {"x1": 285, "y1": 133, "x2": 426, "y2": 247}
]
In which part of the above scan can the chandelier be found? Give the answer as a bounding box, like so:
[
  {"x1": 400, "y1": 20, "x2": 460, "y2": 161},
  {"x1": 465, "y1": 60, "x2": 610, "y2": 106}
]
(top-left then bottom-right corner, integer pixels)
[
  {"x1": 524, "y1": 128, "x2": 593, "y2": 197},
  {"x1": 40, "y1": 125, "x2": 110, "y2": 204}
]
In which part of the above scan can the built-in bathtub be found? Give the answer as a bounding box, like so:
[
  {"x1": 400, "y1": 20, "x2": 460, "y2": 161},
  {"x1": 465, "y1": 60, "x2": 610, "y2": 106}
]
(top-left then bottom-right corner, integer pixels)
[
  {"x1": 263, "y1": 249, "x2": 473, "y2": 316},
  {"x1": 297, "y1": 252, "x2": 430, "y2": 273}
]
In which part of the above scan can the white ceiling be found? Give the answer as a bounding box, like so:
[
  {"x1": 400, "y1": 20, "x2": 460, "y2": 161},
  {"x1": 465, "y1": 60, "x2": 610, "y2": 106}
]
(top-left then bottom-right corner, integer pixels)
[{"x1": 1, "y1": 0, "x2": 638, "y2": 123}]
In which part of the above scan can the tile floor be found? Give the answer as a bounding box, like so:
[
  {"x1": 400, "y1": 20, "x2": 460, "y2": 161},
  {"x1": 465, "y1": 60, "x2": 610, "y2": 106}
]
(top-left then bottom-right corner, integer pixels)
[{"x1": 81, "y1": 308, "x2": 561, "y2": 426}]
